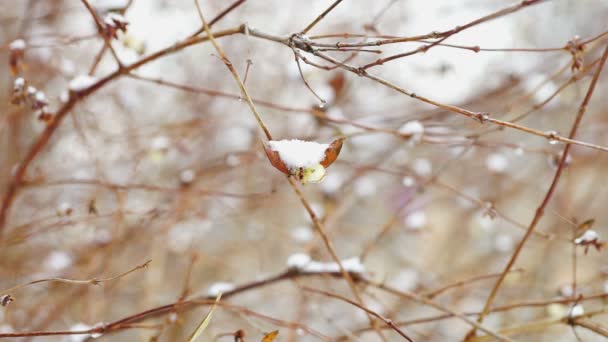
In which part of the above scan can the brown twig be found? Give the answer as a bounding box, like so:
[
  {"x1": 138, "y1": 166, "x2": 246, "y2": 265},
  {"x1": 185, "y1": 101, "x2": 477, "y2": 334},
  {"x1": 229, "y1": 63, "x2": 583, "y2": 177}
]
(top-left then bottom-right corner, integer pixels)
[{"x1": 471, "y1": 43, "x2": 608, "y2": 337}]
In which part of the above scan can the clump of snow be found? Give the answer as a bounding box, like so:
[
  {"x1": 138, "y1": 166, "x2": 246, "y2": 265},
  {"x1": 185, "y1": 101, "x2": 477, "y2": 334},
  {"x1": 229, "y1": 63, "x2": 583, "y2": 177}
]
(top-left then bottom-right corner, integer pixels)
[
  {"x1": 225, "y1": 154, "x2": 240, "y2": 167},
  {"x1": 286, "y1": 254, "x2": 365, "y2": 274},
  {"x1": 9, "y1": 39, "x2": 26, "y2": 51},
  {"x1": 44, "y1": 250, "x2": 73, "y2": 271},
  {"x1": 69, "y1": 75, "x2": 97, "y2": 92},
  {"x1": 179, "y1": 169, "x2": 195, "y2": 184},
  {"x1": 402, "y1": 176, "x2": 416, "y2": 187},
  {"x1": 568, "y1": 304, "x2": 584, "y2": 318},
  {"x1": 486, "y1": 153, "x2": 508, "y2": 173},
  {"x1": 68, "y1": 323, "x2": 98, "y2": 342},
  {"x1": 56, "y1": 202, "x2": 73, "y2": 216},
  {"x1": 291, "y1": 226, "x2": 314, "y2": 243},
  {"x1": 494, "y1": 234, "x2": 514, "y2": 252},
  {"x1": 404, "y1": 210, "x2": 427, "y2": 230},
  {"x1": 412, "y1": 158, "x2": 432, "y2": 176},
  {"x1": 559, "y1": 284, "x2": 573, "y2": 297},
  {"x1": 207, "y1": 282, "x2": 235, "y2": 297},
  {"x1": 267, "y1": 139, "x2": 329, "y2": 169},
  {"x1": 574, "y1": 230, "x2": 599, "y2": 244},
  {"x1": 398, "y1": 120, "x2": 424, "y2": 141},
  {"x1": 150, "y1": 135, "x2": 170, "y2": 151},
  {"x1": 14, "y1": 77, "x2": 25, "y2": 89},
  {"x1": 94, "y1": 0, "x2": 129, "y2": 10},
  {"x1": 287, "y1": 253, "x2": 311, "y2": 268},
  {"x1": 103, "y1": 13, "x2": 128, "y2": 28}
]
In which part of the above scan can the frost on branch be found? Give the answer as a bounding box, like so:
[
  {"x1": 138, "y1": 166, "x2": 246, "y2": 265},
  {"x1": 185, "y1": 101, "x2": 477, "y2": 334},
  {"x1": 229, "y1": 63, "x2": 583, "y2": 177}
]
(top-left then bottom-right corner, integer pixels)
[
  {"x1": 286, "y1": 253, "x2": 365, "y2": 274},
  {"x1": 263, "y1": 137, "x2": 344, "y2": 184},
  {"x1": 69, "y1": 75, "x2": 98, "y2": 93}
]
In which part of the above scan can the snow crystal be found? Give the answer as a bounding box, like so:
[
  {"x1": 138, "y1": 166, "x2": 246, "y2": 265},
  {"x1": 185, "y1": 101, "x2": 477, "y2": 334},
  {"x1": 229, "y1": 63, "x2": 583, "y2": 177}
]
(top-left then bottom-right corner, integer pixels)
[
  {"x1": 44, "y1": 250, "x2": 73, "y2": 271},
  {"x1": 574, "y1": 230, "x2": 599, "y2": 244},
  {"x1": 405, "y1": 210, "x2": 426, "y2": 230},
  {"x1": 207, "y1": 282, "x2": 235, "y2": 297},
  {"x1": 267, "y1": 139, "x2": 329, "y2": 169},
  {"x1": 9, "y1": 39, "x2": 26, "y2": 51},
  {"x1": 69, "y1": 75, "x2": 97, "y2": 92},
  {"x1": 486, "y1": 153, "x2": 508, "y2": 173}
]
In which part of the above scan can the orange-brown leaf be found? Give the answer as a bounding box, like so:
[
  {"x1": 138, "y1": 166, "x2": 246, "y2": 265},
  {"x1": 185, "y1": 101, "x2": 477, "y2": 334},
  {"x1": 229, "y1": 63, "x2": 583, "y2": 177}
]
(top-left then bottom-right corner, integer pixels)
[
  {"x1": 263, "y1": 141, "x2": 290, "y2": 174},
  {"x1": 321, "y1": 137, "x2": 345, "y2": 168}
]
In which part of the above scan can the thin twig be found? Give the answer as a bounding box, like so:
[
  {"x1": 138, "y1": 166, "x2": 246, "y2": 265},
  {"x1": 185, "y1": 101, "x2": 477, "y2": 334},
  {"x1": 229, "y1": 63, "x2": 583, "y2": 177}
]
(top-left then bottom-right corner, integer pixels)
[{"x1": 471, "y1": 43, "x2": 608, "y2": 337}]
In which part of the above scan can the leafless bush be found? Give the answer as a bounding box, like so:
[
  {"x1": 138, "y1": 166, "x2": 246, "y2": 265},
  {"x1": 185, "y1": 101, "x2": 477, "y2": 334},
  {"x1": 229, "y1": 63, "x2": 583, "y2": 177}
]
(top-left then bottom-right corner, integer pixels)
[{"x1": 1, "y1": 0, "x2": 608, "y2": 341}]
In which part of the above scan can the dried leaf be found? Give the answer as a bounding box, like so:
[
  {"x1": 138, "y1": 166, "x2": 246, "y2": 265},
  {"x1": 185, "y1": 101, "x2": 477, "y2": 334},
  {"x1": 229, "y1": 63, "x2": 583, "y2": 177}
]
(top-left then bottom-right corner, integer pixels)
[
  {"x1": 263, "y1": 141, "x2": 290, "y2": 174},
  {"x1": 187, "y1": 293, "x2": 222, "y2": 342},
  {"x1": 261, "y1": 330, "x2": 279, "y2": 342},
  {"x1": 320, "y1": 137, "x2": 345, "y2": 168},
  {"x1": 576, "y1": 219, "x2": 595, "y2": 232},
  {"x1": 328, "y1": 72, "x2": 346, "y2": 102}
]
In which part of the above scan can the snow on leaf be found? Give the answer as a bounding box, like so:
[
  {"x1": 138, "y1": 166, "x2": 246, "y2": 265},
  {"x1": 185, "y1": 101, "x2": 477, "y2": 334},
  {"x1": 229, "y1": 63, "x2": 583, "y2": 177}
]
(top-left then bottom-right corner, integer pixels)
[{"x1": 263, "y1": 137, "x2": 344, "y2": 184}]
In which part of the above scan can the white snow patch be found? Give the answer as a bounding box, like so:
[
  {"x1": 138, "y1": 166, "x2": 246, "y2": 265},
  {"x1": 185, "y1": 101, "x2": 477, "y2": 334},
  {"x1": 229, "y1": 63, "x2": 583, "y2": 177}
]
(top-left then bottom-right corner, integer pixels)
[
  {"x1": 494, "y1": 234, "x2": 514, "y2": 252},
  {"x1": 150, "y1": 135, "x2": 170, "y2": 151},
  {"x1": 405, "y1": 210, "x2": 427, "y2": 230},
  {"x1": 568, "y1": 304, "x2": 584, "y2": 318},
  {"x1": 69, "y1": 75, "x2": 97, "y2": 92},
  {"x1": 287, "y1": 253, "x2": 311, "y2": 268},
  {"x1": 398, "y1": 121, "x2": 425, "y2": 141},
  {"x1": 44, "y1": 250, "x2": 73, "y2": 271},
  {"x1": 179, "y1": 169, "x2": 195, "y2": 184},
  {"x1": 287, "y1": 254, "x2": 365, "y2": 274},
  {"x1": 207, "y1": 282, "x2": 235, "y2": 297},
  {"x1": 402, "y1": 176, "x2": 416, "y2": 187},
  {"x1": 68, "y1": 323, "x2": 100, "y2": 342},
  {"x1": 486, "y1": 153, "x2": 508, "y2": 173},
  {"x1": 9, "y1": 39, "x2": 26, "y2": 50},
  {"x1": 267, "y1": 139, "x2": 329, "y2": 169},
  {"x1": 412, "y1": 158, "x2": 432, "y2": 176},
  {"x1": 291, "y1": 226, "x2": 314, "y2": 243},
  {"x1": 574, "y1": 230, "x2": 599, "y2": 244}
]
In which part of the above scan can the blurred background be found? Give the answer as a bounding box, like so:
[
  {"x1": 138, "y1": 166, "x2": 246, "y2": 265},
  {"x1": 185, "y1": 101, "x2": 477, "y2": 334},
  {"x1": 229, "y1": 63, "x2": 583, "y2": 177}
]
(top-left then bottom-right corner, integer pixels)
[{"x1": 1, "y1": 0, "x2": 608, "y2": 341}]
